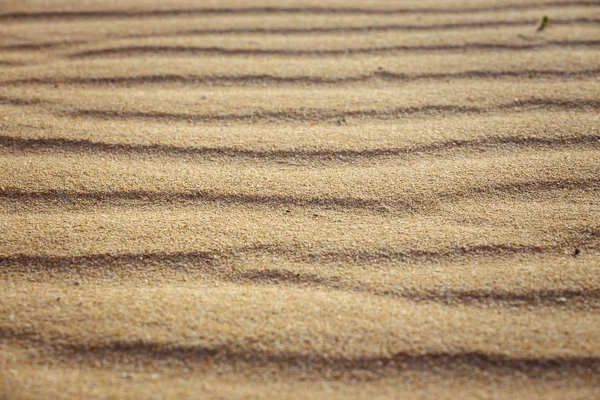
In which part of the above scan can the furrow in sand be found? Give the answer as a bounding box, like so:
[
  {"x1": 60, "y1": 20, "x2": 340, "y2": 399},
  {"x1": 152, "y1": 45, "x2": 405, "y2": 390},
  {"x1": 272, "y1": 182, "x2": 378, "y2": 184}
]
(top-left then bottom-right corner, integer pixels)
[
  {"x1": 1, "y1": 110, "x2": 596, "y2": 157},
  {"x1": 0, "y1": 41, "x2": 85, "y2": 52},
  {"x1": 4, "y1": 49, "x2": 597, "y2": 85},
  {"x1": 1, "y1": 177, "x2": 598, "y2": 211},
  {"x1": 1, "y1": 134, "x2": 598, "y2": 161},
  {"x1": 1, "y1": 147, "x2": 598, "y2": 214},
  {"x1": 5, "y1": 68, "x2": 599, "y2": 87},
  {"x1": 120, "y1": 18, "x2": 600, "y2": 38},
  {"x1": 60, "y1": 99, "x2": 600, "y2": 124},
  {"x1": 1, "y1": 2, "x2": 598, "y2": 20},
  {"x1": 69, "y1": 40, "x2": 600, "y2": 58},
  {"x1": 0, "y1": 96, "x2": 45, "y2": 107},
  {"x1": 2, "y1": 227, "x2": 598, "y2": 269},
  {"x1": 234, "y1": 270, "x2": 600, "y2": 308},
  {"x1": 3, "y1": 16, "x2": 597, "y2": 57},
  {"x1": 2, "y1": 18, "x2": 598, "y2": 48},
  {"x1": 3, "y1": 76, "x2": 596, "y2": 117},
  {"x1": 1, "y1": 329, "x2": 599, "y2": 379},
  {"x1": 3, "y1": 249, "x2": 600, "y2": 309}
]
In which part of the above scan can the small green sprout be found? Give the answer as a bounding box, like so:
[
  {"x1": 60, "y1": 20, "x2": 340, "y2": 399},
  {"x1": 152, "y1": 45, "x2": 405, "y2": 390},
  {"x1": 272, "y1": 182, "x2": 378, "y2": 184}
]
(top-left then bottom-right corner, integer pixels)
[{"x1": 537, "y1": 16, "x2": 549, "y2": 31}]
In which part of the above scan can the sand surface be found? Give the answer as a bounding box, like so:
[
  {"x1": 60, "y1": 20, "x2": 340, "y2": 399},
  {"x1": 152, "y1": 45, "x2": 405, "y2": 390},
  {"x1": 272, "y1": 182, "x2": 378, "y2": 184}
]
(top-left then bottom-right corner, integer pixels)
[{"x1": 1, "y1": 0, "x2": 600, "y2": 398}]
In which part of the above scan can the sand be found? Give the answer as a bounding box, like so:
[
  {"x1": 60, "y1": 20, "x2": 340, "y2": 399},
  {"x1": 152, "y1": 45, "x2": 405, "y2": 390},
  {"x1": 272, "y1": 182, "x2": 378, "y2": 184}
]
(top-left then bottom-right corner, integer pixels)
[{"x1": 1, "y1": 0, "x2": 599, "y2": 398}]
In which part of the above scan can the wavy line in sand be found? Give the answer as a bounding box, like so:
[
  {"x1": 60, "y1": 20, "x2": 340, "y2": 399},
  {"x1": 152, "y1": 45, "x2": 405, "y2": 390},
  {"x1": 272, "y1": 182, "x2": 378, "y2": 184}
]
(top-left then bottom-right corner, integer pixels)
[
  {"x1": 2, "y1": 19, "x2": 599, "y2": 55},
  {"x1": 3, "y1": 264, "x2": 600, "y2": 309},
  {"x1": 1, "y1": 18, "x2": 598, "y2": 54},
  {"x1": 3, "y1": 18, "x2": 597, "y2": 50},
  {"x1": 0, "y1": 96, "x2": 44, "y2": 106},
  {"x1": 1, "y1": 327, "x2": 598, "y2": 378},
  {"x1": 0, "y1": 41, "x2": 86, "y2": 51},
  {"x1": 69, "y1": 40, "x2": 600, "y2": 58},
  {"x1": 122, "y1": 18, "x2": 600, "y2": 38},
  {"x1": 6, "y1": 69, "x2": 600, "y2": 87},
  {"x1": 1, "y1": 134, "x2": 599, "y2": 162},
  {"x1": 3, "y1": 261, "x2": 599, "y2": 307},
  {"x1": 61, "y1": 99, "x2": 600, "y2": 123},
  {"x1": 2, "y1": 227, "x2": 598, "y2": 268},
  {"x1": 3, "y1": 228, "x2": 599, "y2": 307},
  {"x1": 231, "y1": 268, "x2": 600, "y2": 308},
  {"x1": 0, "y1": 178, "x2": 598, "y2": 212},
  {"x1": 3, "y1": 96, "x2": 599, "y2": 121},
  {"x1": 1, "y1": 1, "x2": 598, "y2": 20}
]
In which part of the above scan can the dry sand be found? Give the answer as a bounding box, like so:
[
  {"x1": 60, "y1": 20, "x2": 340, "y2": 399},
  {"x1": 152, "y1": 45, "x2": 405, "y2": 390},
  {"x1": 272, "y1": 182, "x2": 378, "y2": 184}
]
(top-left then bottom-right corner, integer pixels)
[{"x1": 1, "y1": 0, "x2": 599, "y2": 398}]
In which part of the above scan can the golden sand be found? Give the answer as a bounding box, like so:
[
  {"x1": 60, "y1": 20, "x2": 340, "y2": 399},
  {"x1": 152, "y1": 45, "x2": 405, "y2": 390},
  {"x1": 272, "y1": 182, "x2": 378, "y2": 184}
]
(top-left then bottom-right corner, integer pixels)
[{"x1": 1, "y1": 0, "x2": 599, "y2": 398}]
